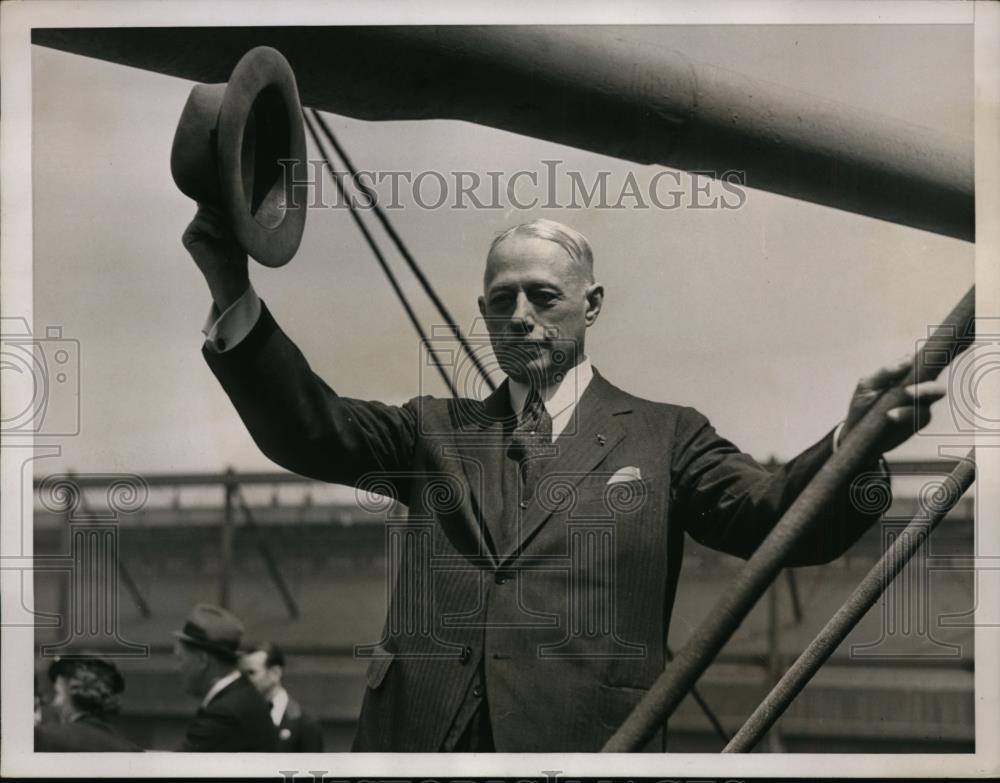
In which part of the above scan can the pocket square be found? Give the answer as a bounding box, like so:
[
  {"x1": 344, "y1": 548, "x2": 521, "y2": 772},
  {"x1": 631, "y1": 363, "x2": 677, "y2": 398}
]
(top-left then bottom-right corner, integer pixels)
[{"x1": 606, "y1": 466, "x2": 642, "y2": 484}]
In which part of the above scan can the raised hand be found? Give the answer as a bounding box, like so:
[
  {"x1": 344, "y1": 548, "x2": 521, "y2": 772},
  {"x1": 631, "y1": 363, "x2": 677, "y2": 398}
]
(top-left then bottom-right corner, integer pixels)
[{"x1": 182, "y1": 204, "x2": 249, "y2": 312}]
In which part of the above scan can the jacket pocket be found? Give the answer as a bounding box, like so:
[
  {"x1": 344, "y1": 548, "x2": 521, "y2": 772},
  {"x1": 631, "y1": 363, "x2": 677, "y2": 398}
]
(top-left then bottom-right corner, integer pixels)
[
  {"x1": 573, "y1": 477, "x2": 657, "y2": 516},
  {"x1": 365, "y1": 652, "x2": 395, "y2": 690}
]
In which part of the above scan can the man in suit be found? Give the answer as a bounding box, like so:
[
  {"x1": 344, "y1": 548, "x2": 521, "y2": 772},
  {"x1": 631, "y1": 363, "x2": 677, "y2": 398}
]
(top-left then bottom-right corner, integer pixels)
[
  {"x1": 173, "y1": 603, "x2": 277, "y2": 752},
  {"x1": 239, "y1": 642, "x2": 324, "y2": 752},
  {"x1": 183, "y1": 209, "x2": 945, "y2": 752},
  {"x1": 34, "y1": 653, "x2": 143, "y2": 752}
]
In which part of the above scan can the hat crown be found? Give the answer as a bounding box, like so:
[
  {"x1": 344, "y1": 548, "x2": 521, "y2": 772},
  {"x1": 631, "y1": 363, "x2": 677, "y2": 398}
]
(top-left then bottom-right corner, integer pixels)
[
  {"x1": 176, "y1": 603, "x2": 244, "y2": 658},
  {"x1": 48, "y1": 652, "x2": 125, "y2": 693},
  {"x1": 170, "y1": 45, "x2": 306, "y2": 268}
]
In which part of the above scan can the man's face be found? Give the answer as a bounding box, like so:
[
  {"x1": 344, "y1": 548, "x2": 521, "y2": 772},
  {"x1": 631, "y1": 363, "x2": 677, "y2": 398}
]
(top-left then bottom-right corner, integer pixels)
[
  {"x1": 173, "y1": 640, "x2": 207, "y2": 698},
  {"x1": 478, "y1": 234, "x2": 603, "y2": 386},
  {"x1": 239, "y1": 650, "x2": 281, "y2": 699}
]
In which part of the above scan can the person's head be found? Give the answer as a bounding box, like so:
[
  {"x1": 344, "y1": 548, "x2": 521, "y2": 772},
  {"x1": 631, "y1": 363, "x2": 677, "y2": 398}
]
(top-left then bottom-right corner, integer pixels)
[
  {"x1": 238, "y1": 642, "x2": 284, "y2": 700},
  {"x1": 171, "y1": 603, "x2": 243, "y2": 698},
  {"x1": 478, "y1": 219, "x2": 603, "y2": 388},
  {"x1": 47, "y1": 655, "x2": 125, "y2": 721},
  {"x1": 173, "y1": 639, "x2": 237, "y2": 698}
]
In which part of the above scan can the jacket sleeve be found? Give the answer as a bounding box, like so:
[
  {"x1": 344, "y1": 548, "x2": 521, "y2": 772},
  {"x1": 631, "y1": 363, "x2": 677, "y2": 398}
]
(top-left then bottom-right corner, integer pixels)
[
  {"x1": 670, "y1": 407, "x2": 889, "y2": 567},
  {"x1": 179, "y1": 707, "x2": 240, "y2": 752},
  {"x1": 203, "y1": 300, "x2": 420, "y2": 504},
  {"x1": 297, "y1": 712, "x2": 325, "y2": 752}
]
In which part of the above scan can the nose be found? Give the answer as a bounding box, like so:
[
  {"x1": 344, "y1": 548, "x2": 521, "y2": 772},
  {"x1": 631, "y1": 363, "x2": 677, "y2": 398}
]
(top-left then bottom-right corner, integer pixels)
[{"x1": 510, "y1": 293, "x2": 535, "y2": 333}]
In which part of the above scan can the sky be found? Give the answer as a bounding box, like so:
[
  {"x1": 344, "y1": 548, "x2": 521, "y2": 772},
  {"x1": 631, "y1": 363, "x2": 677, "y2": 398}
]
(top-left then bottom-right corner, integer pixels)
[{"x1": 28, "y1": 24, "x2": 974, "y2": 476}]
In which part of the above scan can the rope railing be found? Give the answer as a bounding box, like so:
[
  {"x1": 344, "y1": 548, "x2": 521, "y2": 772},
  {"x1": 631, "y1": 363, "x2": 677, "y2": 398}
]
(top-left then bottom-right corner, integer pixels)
[
  {"x1": 723, "y1": 450, "x2": 975, "y2": 752},
  {"x1": 602, "y1": 286, "x2": 975, "y2": 752}
]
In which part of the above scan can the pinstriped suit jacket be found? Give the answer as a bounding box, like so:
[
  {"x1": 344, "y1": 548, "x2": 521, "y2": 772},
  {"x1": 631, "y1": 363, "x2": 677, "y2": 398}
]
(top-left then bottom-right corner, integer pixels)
[{"x1": 204, "y1": 302, "x2": 886, "y2": 752}]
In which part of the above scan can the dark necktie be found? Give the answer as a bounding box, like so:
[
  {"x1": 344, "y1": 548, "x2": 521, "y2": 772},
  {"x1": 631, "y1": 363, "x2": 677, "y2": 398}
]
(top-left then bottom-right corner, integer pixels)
[{"x1": 510, "y1": 387, "x2": 553, "y2": 496}]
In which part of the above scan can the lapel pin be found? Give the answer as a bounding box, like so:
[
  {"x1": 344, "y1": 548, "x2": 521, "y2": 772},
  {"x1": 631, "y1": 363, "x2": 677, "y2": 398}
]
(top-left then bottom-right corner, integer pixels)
[{"x1": 596, "y1": 434, "x2": 606, "y2": 446}]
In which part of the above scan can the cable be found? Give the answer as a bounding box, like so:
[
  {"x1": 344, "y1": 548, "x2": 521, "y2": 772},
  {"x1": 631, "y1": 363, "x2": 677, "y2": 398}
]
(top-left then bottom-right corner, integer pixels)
[
  {"x1": 308, "y1": 108, "x2": 497, "y2": 392},
  {"x1": 303, "y1": 112, "x2": 459, "y2": 398}
]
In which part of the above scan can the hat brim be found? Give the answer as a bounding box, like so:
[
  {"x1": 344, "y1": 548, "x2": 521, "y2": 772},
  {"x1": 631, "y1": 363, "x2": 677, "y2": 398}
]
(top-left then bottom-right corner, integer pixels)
[
  {"x1": 216, "y1": 46, "x2": 307, "y2": 268},
  {"x1": 172, "y1": 630, "x2": 240, "y2": 661}
]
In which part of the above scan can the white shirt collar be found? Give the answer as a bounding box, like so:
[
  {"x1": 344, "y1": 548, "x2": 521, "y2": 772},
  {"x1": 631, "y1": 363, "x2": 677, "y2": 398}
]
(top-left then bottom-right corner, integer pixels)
[
  {"x1": 507, "y1": 358, "x2": 594, "y2": 441},
  {"x1": 200, "y1": 669, "x2": 241, "y2": 708},
  {"x1": 268, "y1": 686, "x2": 289, "y2": 726}
]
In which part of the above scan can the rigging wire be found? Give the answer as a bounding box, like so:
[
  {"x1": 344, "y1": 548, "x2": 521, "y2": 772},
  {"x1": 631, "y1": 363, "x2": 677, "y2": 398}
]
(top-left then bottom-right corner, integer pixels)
[
  {"x1": 303, "y1": 112, "x2": 459, "y2": 398},
  {"x1": 308, "y1": 108, "x2": 497, "y2": 393}
]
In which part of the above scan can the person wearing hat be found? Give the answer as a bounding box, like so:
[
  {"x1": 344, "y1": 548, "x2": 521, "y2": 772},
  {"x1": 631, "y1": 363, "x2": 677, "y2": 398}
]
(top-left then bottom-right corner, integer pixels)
[
  {"x1": 34, "y1": 652, "x2": 143, "y2": 752},
  {"x1": 239, "y1": 641, "x2": 324, "y2": 752},
  {"x1": 173, "y1": 603, "x2": 277, "y2": 752}
]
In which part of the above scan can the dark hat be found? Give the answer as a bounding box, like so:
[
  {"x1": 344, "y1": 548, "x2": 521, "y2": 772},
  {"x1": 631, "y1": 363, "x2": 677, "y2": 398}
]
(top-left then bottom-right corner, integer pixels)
[
  {"x1": 47, "y1": 651, "x2": 125, "y2": 694},
  {"x1": 170, "y1": 46, "x2": 307, "y2": 268},
  {"x1": 172, "y1": 603, "x2": 244, "y2": 660}
]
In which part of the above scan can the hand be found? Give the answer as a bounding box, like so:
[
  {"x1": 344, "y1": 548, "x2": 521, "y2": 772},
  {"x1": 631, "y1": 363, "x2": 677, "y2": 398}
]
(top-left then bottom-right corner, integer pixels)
[
  {"x1": 182, "y1": 204, "x2": 249, "y2": 312},
  {"x1": 843, "y1": 355, "x2": 947, "y2": 454}
]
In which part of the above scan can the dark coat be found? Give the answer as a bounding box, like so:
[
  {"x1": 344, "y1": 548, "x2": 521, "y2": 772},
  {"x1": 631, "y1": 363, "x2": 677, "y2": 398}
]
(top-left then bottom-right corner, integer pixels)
[
  {"x1": 276, "y1": 696, "x2": 324, "y2": 752},
  {"x1": 180, "y1": 676, "x2": 277, "y2": 752},
  {"x1": 205, "y1": 302, "x2": 887, "y2": 752},
  {"x1": 34, "y1": 714, "x2": 143, "y2": 752}
]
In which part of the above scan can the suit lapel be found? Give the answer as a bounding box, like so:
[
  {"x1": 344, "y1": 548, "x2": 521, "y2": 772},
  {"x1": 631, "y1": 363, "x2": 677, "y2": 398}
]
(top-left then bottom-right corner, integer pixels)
[
  {"x1": 500, "y1": 371, "x2": 632, "y2": 564},
  {"x1": 446, "y1": 382, "x2": 515, "y2": 567}
]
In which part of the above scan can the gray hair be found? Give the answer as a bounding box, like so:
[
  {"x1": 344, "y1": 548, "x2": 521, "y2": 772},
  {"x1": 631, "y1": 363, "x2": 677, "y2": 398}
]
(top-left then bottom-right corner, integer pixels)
[{"x1": 488, "y1": 219, "x2": 594, "y2": 282}]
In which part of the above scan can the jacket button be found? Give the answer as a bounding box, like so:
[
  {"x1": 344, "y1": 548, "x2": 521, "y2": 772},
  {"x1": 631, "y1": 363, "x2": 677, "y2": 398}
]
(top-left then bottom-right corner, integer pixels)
[
  {"x1": 460, "y1": 645, "x2": 472, "y2": 663},
  {"x1": 494, "y1": 571, "x2": 509, "y2": 585},
  {"x1": 472, "y1": 684, "x2": 484, "y2": 698},
  {"x1": 518, "y1": 500, "x2": 528, "y2": 510}
]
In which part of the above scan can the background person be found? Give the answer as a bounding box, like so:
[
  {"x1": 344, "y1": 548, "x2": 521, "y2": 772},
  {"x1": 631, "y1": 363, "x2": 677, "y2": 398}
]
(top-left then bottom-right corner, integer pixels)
[
  {"x1": 240, "y1": 641, "x2": 324, "y2": 752},
  {"x1": 34, "y1": 652, "x2": 143, "y2": 752},
  {"x1": 173, "y1": 603, "x2": 277, "y2": 752}
]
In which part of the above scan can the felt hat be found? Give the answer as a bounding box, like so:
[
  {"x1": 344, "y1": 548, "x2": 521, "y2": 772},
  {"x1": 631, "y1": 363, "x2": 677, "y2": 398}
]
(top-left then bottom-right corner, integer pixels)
[
  {"x1": 172, "y1": 603, "x2": 244, "y2": 660},
  {"x1": 170, "y1": 46, "x2": 307, "y2": 267}
]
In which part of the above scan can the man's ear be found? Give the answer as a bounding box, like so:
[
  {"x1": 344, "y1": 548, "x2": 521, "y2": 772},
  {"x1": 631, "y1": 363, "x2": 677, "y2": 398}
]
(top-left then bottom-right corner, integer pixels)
[
  {"x1": 477, "y1": 295, "x2": 486, "y2": 317},
  {"x1": 584, "y1": 283, "x2": 604, "y2": 326}
]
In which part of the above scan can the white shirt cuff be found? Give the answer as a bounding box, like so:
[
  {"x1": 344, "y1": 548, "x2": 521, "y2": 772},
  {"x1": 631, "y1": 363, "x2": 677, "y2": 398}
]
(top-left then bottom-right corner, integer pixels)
[
  {"x1": 202, "y1": 285, "x2": 261, "y2": 354},
  {"x1": 832, "y1": 420, "x2": 846, "y2": 453}
]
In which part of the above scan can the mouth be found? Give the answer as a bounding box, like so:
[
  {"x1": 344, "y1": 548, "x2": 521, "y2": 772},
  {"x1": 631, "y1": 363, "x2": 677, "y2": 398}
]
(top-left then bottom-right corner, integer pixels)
[{"x1": 497, "y1": 340, "x2": 547, "y2": 361}]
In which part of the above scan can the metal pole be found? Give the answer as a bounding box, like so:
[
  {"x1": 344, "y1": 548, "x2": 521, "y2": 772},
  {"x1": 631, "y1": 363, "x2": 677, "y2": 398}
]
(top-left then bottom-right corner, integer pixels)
[
  {"x1": 602, "y1": 287, "x2": 975, "y2": 752},
  {"x1": 764, "y1": 584, "x2": 785, "y2": 752},
  {"x1": 115, "y1": 557, "x2": 152, "y2": 620},
  {"x1": 73, "y1": 475, "x2": 151, "y2": 619},
  {"x1": 218, "y1": 467, "x2": 236, "y2": 609},
  {"x1": 665, "y1": 644, "x2": 730, "y2": 744},
  {"x1": 785, "y1": 570, "x2": 803, "y2": 625},
  {"x1": 33, "y1": 26, "x2": 974, "y2": 240},
  {"x1": 235, "y1": 488, "x2": 300, "y2": 619},
  {"x1": 32, "y1": 459, "x2": 959, "y2": 490},
  {"x1": 724, "y1": 452, "x2": 975, "y2": 752}
]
